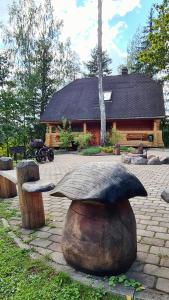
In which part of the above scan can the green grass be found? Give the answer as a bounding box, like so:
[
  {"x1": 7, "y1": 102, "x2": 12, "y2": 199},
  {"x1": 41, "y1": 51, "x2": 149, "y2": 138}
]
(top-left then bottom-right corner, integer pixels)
[
  {"x1": 0, "y1": 201, "x2": 124, "y2": 300},
  {"x1": 82, "y1": 147, "x2": 102, "y2": 155}
]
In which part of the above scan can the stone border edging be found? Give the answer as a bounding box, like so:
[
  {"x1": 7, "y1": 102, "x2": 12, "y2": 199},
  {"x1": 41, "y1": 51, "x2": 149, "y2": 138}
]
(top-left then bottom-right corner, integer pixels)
[{"x1": 2, "y1": 218, "x2": 169, "y2": 300}]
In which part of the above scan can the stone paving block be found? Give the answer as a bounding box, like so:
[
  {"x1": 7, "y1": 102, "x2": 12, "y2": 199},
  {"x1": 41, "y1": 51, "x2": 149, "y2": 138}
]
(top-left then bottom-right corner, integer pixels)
[
  {"x1": 30, "y1": 238, "x2": 52, "y2": 248},
  {"x1": 140, "y1": 237, "x2": 165, "y2": 247},
  {"x1": 47, "y1": 228, "x2": 63, "y2": 235},
  {"x1": 160, "y1": 257, "x2": 169, "y2": 268},
  {"x1": 153, "y1": 217, "x2": 169, "y2": 223},
  {"x1": 48, "y1": 234, "x2": 62, "y2": 243},
  {"x1": 34, "y1": 246, "x2": 52, "y2": 256},
  {"x1": 147, "y1": 226, "x2": 167, "y2": 233},
  {"x1": 159, "y1": 222, "x2": 169, "y2": 229},
  {"x1": 155, "y1": 233, "x2": 169, "y2": 241},
  {"x1": 128, "y1": 261, "x2": 144, "y2": 273},
  {"x1": 134, "y1": 288, "x2": 169, "y2": 300},
  {"x1": 165, "y1": 241, "x2": 169, "y2": 248},
  {"x1": 39, "y1": 226, "x2": 51, "y2": 232},
  {"x1": 156, "y1": 278, "x2": 169, "y2": 294},
  {"x1": 137, "y1": 243, "x2": 150, "y2": 253},
  {"x1": 140, "y1": 220, "x2": 159, "y2": 226},
  {"x1": 50, "y1": 252, "x2": 67, "y2": 265},
  {"x1": 126, "y1": 271, "x2": 155, "y2": 288},
  {"x1": 137, "y1": 229, "x2": 155, "y2": 238},
  {"x1": 144, "y1": 264, "x2": 169, "y2": 279},
  {"x1": 145, "y1": 254, "x2": 160, "y2": 265},
  {"x1": 35, "y1": 231, "x2": 52, "y2": 239},
  {"x1": 137, "y1": 224, "x2": 147, "y2": 230},
  {"x1": 48, "y1": 242, "x2": 62, "y2": 252},
  {"x1": 150, "y1": 246, "x2": 169, "y2": 257}
]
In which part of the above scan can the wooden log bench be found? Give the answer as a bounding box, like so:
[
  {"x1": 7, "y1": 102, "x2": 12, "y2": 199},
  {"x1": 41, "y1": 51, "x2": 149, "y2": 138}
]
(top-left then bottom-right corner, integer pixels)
[
  {"x1": 0, "y1": 157, "x2": 55, "y2": 229},
  {"x1": 127, "y1": 133, "x2": 148, "y2": 141}
]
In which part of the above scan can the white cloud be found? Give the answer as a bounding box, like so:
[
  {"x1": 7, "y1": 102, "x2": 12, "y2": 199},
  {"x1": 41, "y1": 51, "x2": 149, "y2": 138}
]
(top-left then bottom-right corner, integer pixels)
[
  {"x1": 52, "y1": 0, "x2": 141, "y2": 73},
  {"x1": 0, "y1": 0, "x2": 141, "y2": 73}
]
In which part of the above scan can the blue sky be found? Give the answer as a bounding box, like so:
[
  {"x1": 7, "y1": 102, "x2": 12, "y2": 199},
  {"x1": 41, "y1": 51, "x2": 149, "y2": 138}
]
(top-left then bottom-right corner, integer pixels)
[{"x1": 0, "y1": 0, "x2": 163, "y2": 74}]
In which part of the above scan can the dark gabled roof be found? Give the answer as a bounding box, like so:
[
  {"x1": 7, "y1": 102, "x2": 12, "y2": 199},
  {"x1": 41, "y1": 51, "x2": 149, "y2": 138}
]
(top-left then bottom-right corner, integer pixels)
[{"x1": 40, "y1": 74, "x2": 165, "y2": 122}]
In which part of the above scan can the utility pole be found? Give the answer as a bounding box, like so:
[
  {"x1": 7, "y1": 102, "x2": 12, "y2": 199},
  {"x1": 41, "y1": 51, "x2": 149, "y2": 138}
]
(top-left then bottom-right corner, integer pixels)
[{"x1": 98, "y1": 0, "x2": 106, "y2": 145}]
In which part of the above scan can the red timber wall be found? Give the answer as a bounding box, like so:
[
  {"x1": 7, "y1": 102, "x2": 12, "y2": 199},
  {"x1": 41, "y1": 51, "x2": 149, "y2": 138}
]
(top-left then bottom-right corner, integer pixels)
[{"x1": 45, "y1": 119, "x2": 164, "y2": 148}]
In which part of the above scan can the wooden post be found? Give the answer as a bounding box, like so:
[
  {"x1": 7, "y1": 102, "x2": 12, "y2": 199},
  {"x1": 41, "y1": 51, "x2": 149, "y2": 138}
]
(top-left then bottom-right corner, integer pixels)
[
  {"x1": 16, "y1": 160, "x2": 45, "y2": 229},
  {"x1": 83, "y1": 122, "x2": 87, "y2": 133},
  {"x1": 153, "y1": 119, "x2": 159, "y2": 146},
  {"x1": 113, "y1": 121, "x2": 116, "y2": 130},
  {"x1": 0, "y1": 157, "x2": 17, "y2": 198}
]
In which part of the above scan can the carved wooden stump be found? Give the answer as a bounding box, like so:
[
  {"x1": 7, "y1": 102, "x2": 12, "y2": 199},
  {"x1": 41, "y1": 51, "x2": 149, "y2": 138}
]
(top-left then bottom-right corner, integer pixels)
[
  {"x1": 16, "y1": 160, "x2": 45, "y2": 229},
  {"x1": 0, "y1": 157, "x2": 17, "y2": 198},
  {"x1": 51, "y1": 162, "x2": 147, "y2": 275},
  {"x1": 62, "y1": 200, "x2": 137, "y2": 275}
]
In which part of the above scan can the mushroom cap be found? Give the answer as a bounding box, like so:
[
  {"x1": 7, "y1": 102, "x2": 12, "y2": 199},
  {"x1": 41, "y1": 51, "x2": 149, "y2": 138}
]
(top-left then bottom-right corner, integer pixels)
[{"x1": 51, "y1": 162, "x2": 147, "y2": 203}]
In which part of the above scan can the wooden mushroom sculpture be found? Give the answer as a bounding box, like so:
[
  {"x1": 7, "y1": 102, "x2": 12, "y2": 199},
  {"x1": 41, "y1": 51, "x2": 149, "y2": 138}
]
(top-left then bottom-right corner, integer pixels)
[{"x1": 51, "y1": 162, "x2": 147, "y2": 275}]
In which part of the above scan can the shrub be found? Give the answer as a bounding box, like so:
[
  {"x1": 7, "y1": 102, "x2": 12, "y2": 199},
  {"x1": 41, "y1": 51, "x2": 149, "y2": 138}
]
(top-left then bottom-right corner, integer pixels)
[
  {"x1": 58, "y1": 118, "x2": 73, "y2": 149},
  {"x1": 73, "y1": 133, "x2": 92, "y2": 150},
  {"x1": 111, "y1": 128, "x2": 122, "y2": 145},
  {"x1": 82, "y1": 147, "x2": 101, "y2": 155},
  {"x1": 105, "y1": 132, "x2": 113, "y2": 146},
  {"x1": 101, "y1": 146, "x2": 114, "y2": 154}
]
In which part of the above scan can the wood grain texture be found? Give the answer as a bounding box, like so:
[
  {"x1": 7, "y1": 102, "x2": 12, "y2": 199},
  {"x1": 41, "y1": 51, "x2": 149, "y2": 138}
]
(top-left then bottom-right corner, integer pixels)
[
  {"x1": 0, "y1": 170, "x2": 17, "y2": 184},
  {"x1": 0, "y1": 176, "x2": 17, "y2": 198},
  {"x1": 16, "y1": 160, "x2": 45, "y2": 229},
  {"x1": 22, "y1": 180, "x2": 55, "y2": 193},
  {"x1": 0, "y1": 157, "x2": 17, "y2": 198},
  {"x1": 51, "y1": 162, "x2": 147, "y2": 202},
  {"x1": 62, "y1": 200, "x2": 137, "y2": 275}
]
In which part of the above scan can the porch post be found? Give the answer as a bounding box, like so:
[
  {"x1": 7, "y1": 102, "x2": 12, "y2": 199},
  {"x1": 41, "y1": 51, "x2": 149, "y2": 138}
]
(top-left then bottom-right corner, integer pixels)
[
  {"x1": 153, "y1": 119, "x2": 159, "y2": 146},
  {"x1": 113, "y1": 121, "x2": 116, "y2": 130},
  {"x1": 83, "y1": 122, "x2": 87, "y2": 133}
]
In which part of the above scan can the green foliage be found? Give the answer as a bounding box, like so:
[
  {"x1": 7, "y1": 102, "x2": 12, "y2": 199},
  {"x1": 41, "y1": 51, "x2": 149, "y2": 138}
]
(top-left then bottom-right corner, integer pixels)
[
  {"x1": 0, "y1": 0, "x2": 81, "y2": 155},
  {"x1": 82, "y1": 147, "x2": 101, "y2": 156},
  {"x1": 84, "y1": 46, "x2": 112, "y2": 77},
  {"x1": 105, "y1": 132, "x2": 113, "y2": 146},
  {"x1": 73, "y1": 133, "x2": 92, "y2": 150},
  {"x1": 139, "y1": 0, "x2": 169, "y2": 80},
  {"x1": 109, "y1": 274, "x2": 144, "y2": 292},
  {"x1": 120, "y1": 146, "x2": 135, "y2": 153},
  {"x1": 127, "y1": 7, "x2": 156, "y2": 77},
  {"x1": 0, "y1": 201, "x2": 17, "y2": 219},
  {"x1": 161, "y1": 118, "x2": 169, "y2": 147},
  {"x1": 0, "y1": 203, "x2": 123, "y2": 300},
  {"x1": 101, "y1": 146, "x2": 114, "y2": 153},
  {"x1": 111, "y1": 128, "x2": 122, "y2": 145},
  {"x1": 58, "y1": 118, "x2": 73, "y2": 149}
]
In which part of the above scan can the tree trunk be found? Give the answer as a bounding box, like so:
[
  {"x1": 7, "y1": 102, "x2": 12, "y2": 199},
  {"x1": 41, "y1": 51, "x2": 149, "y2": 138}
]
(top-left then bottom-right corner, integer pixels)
[{"x1": 98, "y1": 0, "x2": 106, "y2": 145}]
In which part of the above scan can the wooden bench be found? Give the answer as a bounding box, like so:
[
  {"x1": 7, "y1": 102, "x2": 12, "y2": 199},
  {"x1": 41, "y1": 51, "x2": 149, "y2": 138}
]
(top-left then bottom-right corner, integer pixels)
[
  {"x1": 127, "y1": 133, "x2": 148, "y2": 141},
  {"x1": 0, "y1": 157, "x2": 55, "y2": 229}
]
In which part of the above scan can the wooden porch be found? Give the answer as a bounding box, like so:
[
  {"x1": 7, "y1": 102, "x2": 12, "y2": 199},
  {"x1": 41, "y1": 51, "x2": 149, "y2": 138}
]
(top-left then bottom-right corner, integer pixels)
[{"x1": 44, "y1": 119, "x2": 164, "y2": 148}]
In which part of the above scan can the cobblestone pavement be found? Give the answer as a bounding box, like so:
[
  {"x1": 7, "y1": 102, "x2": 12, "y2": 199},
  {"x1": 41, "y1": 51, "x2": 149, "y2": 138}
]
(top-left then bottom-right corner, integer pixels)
[{"x1": 6, "y1": 150, "x2": 169, "y2": 299}]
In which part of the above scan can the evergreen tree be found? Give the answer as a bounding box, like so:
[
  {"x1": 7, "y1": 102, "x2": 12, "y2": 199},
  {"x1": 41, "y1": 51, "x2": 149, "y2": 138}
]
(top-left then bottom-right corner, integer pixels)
[
  {"x1": 127, "y1": 7, "x2": 155, "y2": 76},
  {"x1": 85, "y1": 46, "x2": 112, "y2": 77},
  {"x1": 139, "y1": 0, "x2": 169, "y2": 80}
]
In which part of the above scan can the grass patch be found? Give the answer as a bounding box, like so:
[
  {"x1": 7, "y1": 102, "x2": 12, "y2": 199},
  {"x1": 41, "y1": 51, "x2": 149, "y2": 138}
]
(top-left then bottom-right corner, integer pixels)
[
  {"x1": 0, "y1": 200, "x2": 17, "y2": 219},
  {"x1": 0, "y1": 202, "x2": 124, "y2": 300},
  {"x1": 82, "y1": 147, "x2": 101, "y2": 156}
]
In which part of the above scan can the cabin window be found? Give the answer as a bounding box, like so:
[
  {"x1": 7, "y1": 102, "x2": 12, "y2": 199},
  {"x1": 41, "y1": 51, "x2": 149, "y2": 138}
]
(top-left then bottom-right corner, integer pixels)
[
  {"x1": 104, "y1": 91, "x2": 112, "y2": 101},
  {"x1": 51, "y1": 126, "x2": 57, "y2": 133},
  {"x1": 72, "y1": 124, "x2": 83, "y2": 132}
]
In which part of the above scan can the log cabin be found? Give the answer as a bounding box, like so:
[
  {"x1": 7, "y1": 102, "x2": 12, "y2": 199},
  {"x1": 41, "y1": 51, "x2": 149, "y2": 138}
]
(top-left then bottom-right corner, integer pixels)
[{"x1": 40, "y1": 68, "x2": 165, "y2": 148}]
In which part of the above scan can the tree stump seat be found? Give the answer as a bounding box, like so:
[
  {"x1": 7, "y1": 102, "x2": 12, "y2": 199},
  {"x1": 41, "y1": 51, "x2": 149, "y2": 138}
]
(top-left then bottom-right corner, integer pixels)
[
  {"x1": 22, "y1": 180, "x2": 55, "y2": 193},
  {"x1": 0, "y1": 170, "x2": 17, "y2": 184},
  {"x1": 51, "y1": 162, "x2": 147, "y2": 276},
  {"x1": 0, "y1": 158, "x2": 55, "y2": 229}
]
